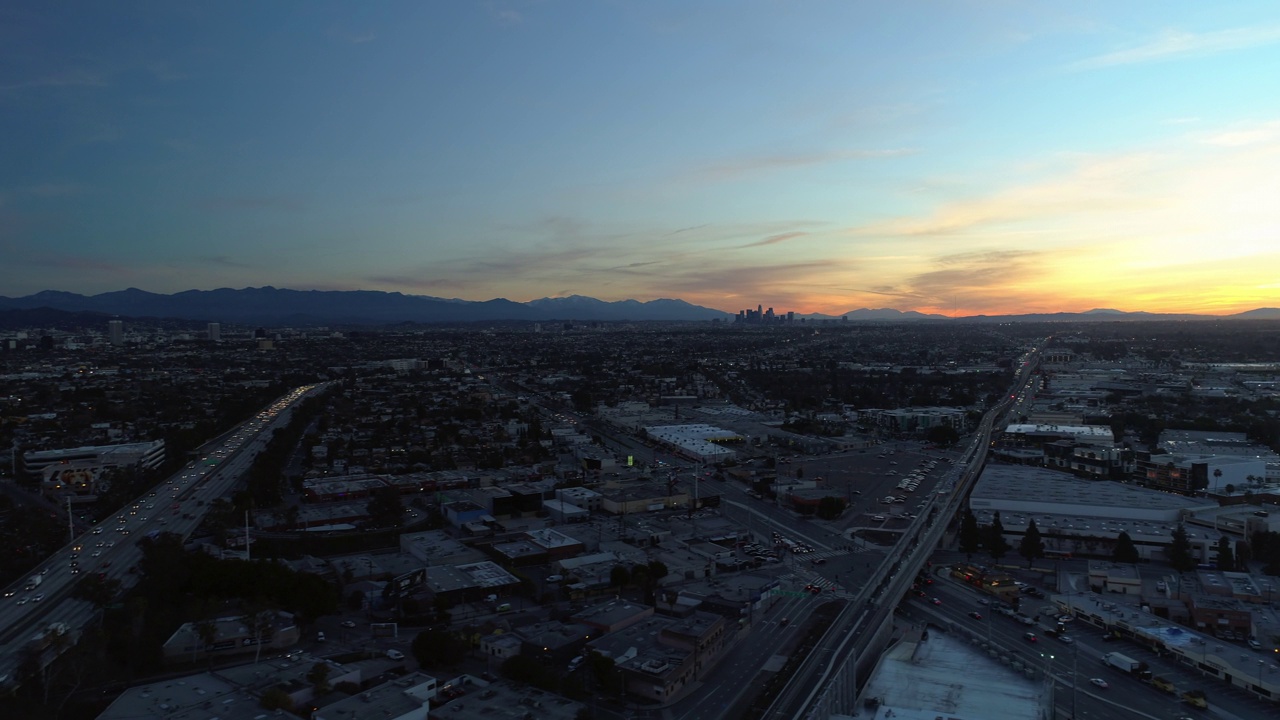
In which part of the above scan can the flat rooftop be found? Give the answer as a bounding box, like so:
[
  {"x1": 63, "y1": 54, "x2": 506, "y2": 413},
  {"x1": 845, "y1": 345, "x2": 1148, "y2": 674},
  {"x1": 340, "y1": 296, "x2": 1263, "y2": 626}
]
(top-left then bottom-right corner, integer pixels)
[
  {"x1": 973, "y1": 466, "x2": 1213, "y2": 515},
  {"x1": 857, "y1": 630, "x2": 1041, "y2": 720}
]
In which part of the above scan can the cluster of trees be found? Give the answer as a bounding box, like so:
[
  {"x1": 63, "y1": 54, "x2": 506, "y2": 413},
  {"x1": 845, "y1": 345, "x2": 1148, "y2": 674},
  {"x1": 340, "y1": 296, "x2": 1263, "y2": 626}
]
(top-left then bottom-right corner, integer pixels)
[
  {"x1": 958, "y1": 511, "x2": 1250, "y2": 573},
  {"x1": 1249, "y1": 530, "x2": 1280, "y2": 576},
  {"x1": 958, "y1": 509, "x2": 1012, "y2": 563},
  {"x1": 244, "y1": 388, "x2": 334, "y2": 508},
  {"x1": 134, "y1": 533, "x2": 339, "y2": 623},
  {"x1": 609, "y1": 560, "x2": 669, "y2": 603}
]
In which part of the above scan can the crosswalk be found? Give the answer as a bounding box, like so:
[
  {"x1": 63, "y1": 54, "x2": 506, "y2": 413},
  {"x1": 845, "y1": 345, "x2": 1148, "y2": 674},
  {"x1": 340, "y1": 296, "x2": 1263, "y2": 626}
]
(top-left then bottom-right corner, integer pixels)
[
  {"x1": 779, "y1": 572, "x2": 851, "y2": 597},
  {"x1": 805, "y1": 546, "x2": 865, "y2": 560}
]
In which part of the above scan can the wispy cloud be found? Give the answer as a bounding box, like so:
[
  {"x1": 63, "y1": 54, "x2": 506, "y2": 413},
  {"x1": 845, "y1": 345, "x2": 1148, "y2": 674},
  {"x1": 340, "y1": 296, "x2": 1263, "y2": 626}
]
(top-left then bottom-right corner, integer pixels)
[
  {"x1": 736, "y1": 231, "x2": 807, "y2": 249},
  {"x1": 1069, "y1": 25, "x2": 1280, "y2": 70},
  {"x1": 29, "y1": 253, "x2": 132, "y2": 274},
  {"x1": 330, "y1": 26, "x2": 378, "y2": 44},
  {"x1": 903, "y1": 250, "x2": 1047, "y2": 312},
  {"x1": 665, "y1": 224, "x2": 707, "y2": 236},
  {"x1": 198, "y1": 255, "x2": 250, "y2": 269},
  {"x1": 486, "y1": 5, "x2": 523, "y2": 25},
  {"x1": 25, "y1": 183, "x2": 85, "y2": 198},
  {"x1": 196, "y1": 194, "x2": 308, "y2": 212},
  {"x1": 697, "y1": 148, "x2": 916, "y2": 181},
  {"x1": 0, "y1": 68, "x2": 109, "y2": 92},
  {"x1": 1200, "y1": 120, "x2": 1280, "y2": 147},
  {"x1": 147, "y1": 61, "x2": 186, "y2": 82}
]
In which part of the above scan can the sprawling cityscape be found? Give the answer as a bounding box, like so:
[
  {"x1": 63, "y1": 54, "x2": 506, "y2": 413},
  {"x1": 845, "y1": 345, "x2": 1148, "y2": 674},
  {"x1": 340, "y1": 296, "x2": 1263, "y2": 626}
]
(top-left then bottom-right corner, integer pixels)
[
  {"x1": 1, "y1": 314, "x2": 1278, "y2": 720},
  {"x1": 6, "y1": 2, "x2": 1280, "y2": 719}
]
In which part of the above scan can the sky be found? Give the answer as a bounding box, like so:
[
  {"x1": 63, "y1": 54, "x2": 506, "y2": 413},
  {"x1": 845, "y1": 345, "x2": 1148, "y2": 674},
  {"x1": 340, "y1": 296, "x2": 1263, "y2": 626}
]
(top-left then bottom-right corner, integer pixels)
[{"x1": 2, "y1": 1, "x2": 1279, "y2": 317}]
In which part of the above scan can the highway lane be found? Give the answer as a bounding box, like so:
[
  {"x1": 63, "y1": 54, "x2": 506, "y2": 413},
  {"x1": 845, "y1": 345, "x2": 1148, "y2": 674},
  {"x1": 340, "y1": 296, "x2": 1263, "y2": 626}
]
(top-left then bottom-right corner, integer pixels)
[
  {"x1": 0, "y1": 383, "x2": 326, "y2": 686},
  {"x1": 759, "y1": 339, "x2": 1048, "y2": 718}
]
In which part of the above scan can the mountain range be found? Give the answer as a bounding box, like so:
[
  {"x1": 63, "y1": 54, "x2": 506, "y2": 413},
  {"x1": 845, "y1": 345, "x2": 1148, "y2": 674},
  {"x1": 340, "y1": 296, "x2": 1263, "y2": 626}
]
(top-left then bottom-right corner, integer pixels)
[{"x1": 0, "y1": 287, "x2": 1277, "y2": 326}]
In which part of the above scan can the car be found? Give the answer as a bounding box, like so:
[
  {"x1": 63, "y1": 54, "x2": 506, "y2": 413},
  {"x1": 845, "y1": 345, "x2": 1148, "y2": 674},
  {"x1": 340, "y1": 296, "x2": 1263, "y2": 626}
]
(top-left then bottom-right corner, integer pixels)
[
  {"x1": 1090, "y1": 678, "x2": 1109, "y2": 689},
  {"x1": 969, "y1": 611, "x2": 982, "y2": 620},
  {"x1": 1023, "y1": 632, "x2": 1037, "y2": 642},
  {"x1": 33, "y1": 594, "x2": 45, "y2": 602},
  {"x1": 316, "y1": 631, "x2": 326, "y2": 642},
  {"x1": 931, "y1": 597, "x2": 942, "y2": 606},
  {"x1": 780, "y1": 617, "x2": 789, "y2": 626},
  {"x1": 811, "y1": 558, "x2": 826, "y2": 566},
  {"x1": 977, "y1": 598, "x2": 990, "y2": 606},
  {"x1": 340, "y1": 620, "x2": 357, "y2": 628},
  {"x1": 1057, "y1": 615, "x2": 1073, "y2": 624},
  {"x1": 385, "y1": 649, "x2": 405, "y2": 660},
  {"x1": 546, "y1": 574, "x2": 564, "y2": 583}
]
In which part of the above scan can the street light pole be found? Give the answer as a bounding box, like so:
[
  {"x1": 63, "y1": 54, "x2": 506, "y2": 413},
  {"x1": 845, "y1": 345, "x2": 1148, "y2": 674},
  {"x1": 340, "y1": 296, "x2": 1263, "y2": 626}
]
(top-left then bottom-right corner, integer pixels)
[
  {"x1": 1070, "y1": 642, "x2": 1078, "y2": 719},
  {"x1": 1041, "y1": 652, "x2": 1056, "y2": 717}
]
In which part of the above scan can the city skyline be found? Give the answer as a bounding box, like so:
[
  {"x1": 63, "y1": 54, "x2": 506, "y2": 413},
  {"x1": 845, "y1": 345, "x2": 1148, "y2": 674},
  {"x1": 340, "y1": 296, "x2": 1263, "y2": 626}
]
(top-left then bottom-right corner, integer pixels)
[{"x1": 3, "y1": 2, "x2": 1280, "y2": 316}]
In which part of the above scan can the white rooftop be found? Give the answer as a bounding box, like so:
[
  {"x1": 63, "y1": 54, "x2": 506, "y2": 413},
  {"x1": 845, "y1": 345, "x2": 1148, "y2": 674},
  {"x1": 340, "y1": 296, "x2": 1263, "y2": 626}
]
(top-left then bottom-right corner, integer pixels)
[{"x1": 856, "y1": 631, "x2": 1041, "y2": 720}]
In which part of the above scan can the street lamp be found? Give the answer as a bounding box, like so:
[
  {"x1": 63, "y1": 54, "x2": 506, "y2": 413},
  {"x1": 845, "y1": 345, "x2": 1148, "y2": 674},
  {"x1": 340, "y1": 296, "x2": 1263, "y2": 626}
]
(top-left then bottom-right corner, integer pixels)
[{"x1": 1040, "y1": 652, "x2": 1056, "y2": 715}]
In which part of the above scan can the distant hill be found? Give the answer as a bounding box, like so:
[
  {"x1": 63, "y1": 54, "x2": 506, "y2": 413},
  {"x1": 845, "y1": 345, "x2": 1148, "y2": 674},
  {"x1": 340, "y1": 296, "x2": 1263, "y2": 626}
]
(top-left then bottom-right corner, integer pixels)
[
  {"x1": 1, "y1": 288, "x2": 1276, "y2": 326},
  {"x1": 798, "y1": 308, "x2": 951, "y2": 321},
  {"x1": 0, "y1": 287, "x2": 735, "y2": 325}
]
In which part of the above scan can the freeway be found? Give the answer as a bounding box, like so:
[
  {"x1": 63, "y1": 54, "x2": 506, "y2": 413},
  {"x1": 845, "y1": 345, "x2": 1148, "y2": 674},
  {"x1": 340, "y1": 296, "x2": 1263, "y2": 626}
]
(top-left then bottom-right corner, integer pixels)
[
  {"x1": 908, "y1": 560, "x2": 1278, "y2": 719},
  {"x1": 758, "y1": 339, "x2": 1049, "y2": 718},
  {"x1": 0, "y1": 383, "x2": 327, "y2": 687}
]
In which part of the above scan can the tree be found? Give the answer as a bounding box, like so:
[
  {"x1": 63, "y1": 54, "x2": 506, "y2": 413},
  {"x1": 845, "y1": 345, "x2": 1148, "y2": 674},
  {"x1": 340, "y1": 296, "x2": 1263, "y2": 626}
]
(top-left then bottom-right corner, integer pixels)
[
  {"x1": 1225, "y1": 484, "x2": 1236, "y2": 496},
  {"x1": 260, "y1": 687, "x2": 295, "y2": 712},
  {"x1": 816, "y1": 496, "x2": 846, "y2": 521},
  {"x1": 1112, "y1": 531, "x2": 1140, "y2": 564},
  {"x1": 986, "y1": 512, "x2": 1010, "y2": 563},
  {"x1": 72, "y1": 574, "x2": 121, "y2": 611},
  {"x1": 1018, "y1": 518, "x2": 1045, "y2": 568},
  {"x1": 1215, "y1": 534, "x2": 1235, "y2": 571},
  {"x1": 629, "y1": 564, "x2": 650, "y2": 593},
  {"x1": 307, "y1": 662, "x2": 332, "y2": 695},
  {"x1": 1235, "y1": 538, "x2": 1252, "y2": 571},
  {"x1": 412, "y1": 628, "x2": 468, "y2": 669},
  {"x1": 1170, "y1": 523, "x2": 1196, "y2": 573},
  {"x1": 240, "y1": 606, "x2": 277, "y2": 665},
  {"x1": 610, "y1": 564, "x2": 630, "y2": 592},
  {"x1": 194, "y1": 619, "x2": 218, "y2": 665},
  {"x1": 925, "y1": 425, "x2": 960, "y2": 447},
  {"x1": 502, "y1": 654, "x2": 552, "y2": 687},
  {"x1": 959, "y1": 509, "x2": 981, "y2": 560},
  {"x1": 366, "y1": 486, "x2": 406, "y2": 528},
  {"x1": 647, "y1": 560, "x2": 668, "y2": 583}
]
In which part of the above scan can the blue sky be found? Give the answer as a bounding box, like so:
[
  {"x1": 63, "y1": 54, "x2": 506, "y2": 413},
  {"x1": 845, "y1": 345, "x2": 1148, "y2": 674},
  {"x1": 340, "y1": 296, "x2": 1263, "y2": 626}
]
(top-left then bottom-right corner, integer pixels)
[{"x1": 3, "y1": 1, "x2": 1279, "y2": 315}]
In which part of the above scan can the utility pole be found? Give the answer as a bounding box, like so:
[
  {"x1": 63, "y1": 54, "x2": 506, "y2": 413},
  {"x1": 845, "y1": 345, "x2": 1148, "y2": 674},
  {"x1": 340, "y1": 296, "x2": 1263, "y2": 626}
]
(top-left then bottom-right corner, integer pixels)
[{"x1": 67, "y1": 495, "x2": 75, "y2": 545}]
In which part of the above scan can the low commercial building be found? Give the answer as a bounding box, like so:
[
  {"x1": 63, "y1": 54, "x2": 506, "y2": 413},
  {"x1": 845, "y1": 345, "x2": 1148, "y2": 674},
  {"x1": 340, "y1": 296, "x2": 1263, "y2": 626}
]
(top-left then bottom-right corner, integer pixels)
[
  {"x1": 584, "y1": 611, "x2": 729, "y2": 703},
  {"x1": 301, "y1": 474, "x2": 389, "y2": 503},
  {"x1": 400, "y1": 529, "x2": 487, "y2": 566},
  {"x1": 643, "y1": 423, "x2": 740, "y2": 463},
  {"x1": 428, "y1": 683, "x2": 584, "y2": 720},
  {"x1": 162, "y1": 612, "x2": 300, "y2": 664},
  {"x1": 543, "y1": 498, "x2": 589, "y2": 523},
  {"x1": 969, "y1": 465, "x2": 1218, "y2": 562},
  {"x1": 314, "y1": 672, "x2": 438, "y2": 720},
  {"x1": 572, "y1": 598, "x2": 654, "y2": 634}
]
